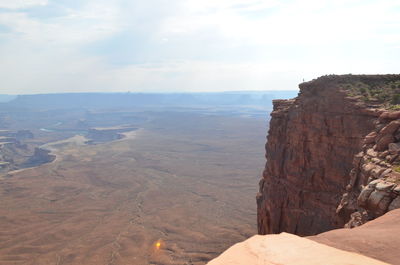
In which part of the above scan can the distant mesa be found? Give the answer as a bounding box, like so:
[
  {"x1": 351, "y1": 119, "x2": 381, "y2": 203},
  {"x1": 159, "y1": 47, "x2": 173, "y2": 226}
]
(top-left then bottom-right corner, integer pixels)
[
  {"x1": 0, "y1": 129, "x2": 54, "y2": 174},
  {"x1": 86, "y1": 126, "x2": 137, "y2": 144},
  {"x1": 0, "y1": 129, "x2": 33, "y2": 141},
  {"x1": 76, "y1": 119, "x2": 89, "y2": 129},
  {"x1": 0, "y1": 91, "x2": 299, "y2": 110},
  {"x1": 21, "y1": 147, "x2": 55, "y2": 168}
]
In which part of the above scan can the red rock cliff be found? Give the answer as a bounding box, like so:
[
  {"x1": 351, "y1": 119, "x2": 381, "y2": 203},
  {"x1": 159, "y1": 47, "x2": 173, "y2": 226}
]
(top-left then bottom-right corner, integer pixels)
[{"x1": 256, "y1": 75, "x2": 389, "y2": 235}]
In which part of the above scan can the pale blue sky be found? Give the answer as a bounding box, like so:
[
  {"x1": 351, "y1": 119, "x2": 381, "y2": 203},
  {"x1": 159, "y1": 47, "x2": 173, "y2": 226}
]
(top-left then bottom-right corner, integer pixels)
[{"x1": 0, "y1": 0, "x2": 399, "y2": 94}]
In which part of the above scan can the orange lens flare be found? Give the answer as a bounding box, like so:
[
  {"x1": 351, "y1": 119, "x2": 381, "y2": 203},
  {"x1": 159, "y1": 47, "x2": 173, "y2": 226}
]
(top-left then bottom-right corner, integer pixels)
[{"x1": 155, "y1": 241, "x2": 161, "y2": 249}]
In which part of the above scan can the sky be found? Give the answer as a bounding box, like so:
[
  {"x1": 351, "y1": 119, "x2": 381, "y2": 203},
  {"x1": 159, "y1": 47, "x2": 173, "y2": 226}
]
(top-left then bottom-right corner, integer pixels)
[{"x1": 0, "y1": 0, "x2": 399, "y2": 94}]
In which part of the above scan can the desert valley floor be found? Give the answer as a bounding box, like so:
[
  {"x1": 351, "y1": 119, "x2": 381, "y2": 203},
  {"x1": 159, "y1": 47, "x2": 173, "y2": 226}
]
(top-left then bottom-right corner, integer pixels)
[{"x1": 0, "y1": 111, "x2": 267, "y2": 265}]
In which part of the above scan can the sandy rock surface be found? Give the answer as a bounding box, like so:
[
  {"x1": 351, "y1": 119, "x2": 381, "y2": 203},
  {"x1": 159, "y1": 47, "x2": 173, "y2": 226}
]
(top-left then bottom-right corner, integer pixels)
[
  {"x1": 310, "y1": 209, "x2": 400, "y2": 265},
  {"x1": 210, "y1": 210, "x2": 400, "y2": 265},
  {"x1": 207, "y1": 233, "x2": 388, "y2": 265}
]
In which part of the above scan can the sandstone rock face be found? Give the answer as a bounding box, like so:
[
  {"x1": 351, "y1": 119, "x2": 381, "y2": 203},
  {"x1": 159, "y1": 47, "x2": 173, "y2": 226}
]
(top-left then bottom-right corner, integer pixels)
[
  {"x1": 257, "y1": 76, "x2": 379, "y2": 235},
  {"x1": 337, "y1": 109, "x2": 400, "y2": 225}
]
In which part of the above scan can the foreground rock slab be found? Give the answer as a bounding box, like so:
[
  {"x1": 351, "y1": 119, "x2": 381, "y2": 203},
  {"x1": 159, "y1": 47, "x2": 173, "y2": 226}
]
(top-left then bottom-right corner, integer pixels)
[
  {"x1": 207, "y1": 233, "x2": 388, "y2": 265},
  {"x1": 210, "y1": 209, "x2": 400, "y2": 265},
  {"x1": 310, "y1": 209, "x2": 400, "y2": 264}
]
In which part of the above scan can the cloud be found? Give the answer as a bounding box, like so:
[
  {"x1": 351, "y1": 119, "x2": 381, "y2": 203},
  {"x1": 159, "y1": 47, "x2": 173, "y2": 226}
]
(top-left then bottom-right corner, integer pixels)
[
  {"x1": 0, "y1": 0, "x2": 399, "y2": 94},
  {"x1": 162, "y1": 0, "x2": 400, "y2": 46},
  {"x1": 0, "y1": 1, "x2": 121, "y2": 44},
  {"x1": 0, "y1": 0, "x2": 48, "y2": 9}
]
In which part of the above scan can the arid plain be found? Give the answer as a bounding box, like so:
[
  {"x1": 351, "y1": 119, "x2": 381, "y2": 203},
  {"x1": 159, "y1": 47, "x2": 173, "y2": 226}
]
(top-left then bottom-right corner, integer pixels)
[{"x1": 0, "y1": 110, "x2": 267, "y2": 265}]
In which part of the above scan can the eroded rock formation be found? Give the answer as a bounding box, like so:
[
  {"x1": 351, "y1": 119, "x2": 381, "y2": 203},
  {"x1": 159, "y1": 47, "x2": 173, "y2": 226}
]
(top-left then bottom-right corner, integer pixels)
[
  {"x1": 257, "y1": 75, "x2": 400, "y2": 235},
  {"x1": 337, "y1": 110, "x2": 400, "y2": 227},
  {"x1": 86, "y1": 127, "x2": 136, "y2": 144},
  {"x1": 0, "y1": 130, "x2": 54, "y2": 173},
  {"x1": 22, "y1": 147, "x2": 55, "y2": 168}
]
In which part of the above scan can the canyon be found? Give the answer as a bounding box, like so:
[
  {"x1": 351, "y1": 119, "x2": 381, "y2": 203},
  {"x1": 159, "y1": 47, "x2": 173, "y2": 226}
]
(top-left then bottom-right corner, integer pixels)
[
  {"x1": 0, "y1": 111, "x2": 267, "y2": 265},
  {"x1": 209, "y1": 74, "x2": 400, "y2": 264},
  {"x1": 1, "y1": 93, "x2": 294, "y2": 265},
  {"x1": 0, "y1": 130, "x2": 54, "y2": 174},
  {"x1": 3, "y1": 79, "x2": 400, "y2": 264}
]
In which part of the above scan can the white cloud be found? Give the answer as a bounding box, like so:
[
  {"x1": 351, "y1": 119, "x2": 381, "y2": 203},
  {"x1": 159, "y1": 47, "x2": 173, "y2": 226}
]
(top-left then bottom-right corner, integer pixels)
[
  {"x1": 0, "y1": 0, "x2": 399, "y2": 94},
  {"x1": 162, "y1": 0, "x2": 400, "y2": 46},
  {"x1": 0, "y1": 0, "x2": 48, "y2": 9},
  {"x1": 0, "y1": 1, "x2": 121, "y2": 45}
]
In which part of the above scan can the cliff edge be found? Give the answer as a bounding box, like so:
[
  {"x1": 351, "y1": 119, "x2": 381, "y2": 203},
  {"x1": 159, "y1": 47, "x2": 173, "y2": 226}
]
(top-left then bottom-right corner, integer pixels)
[
  {"x1": 257, "y1": 74, "x2": 400, "y2": 235},
  {"x1": 208, "y1": 209, "x2": 400, "y2": 265}
]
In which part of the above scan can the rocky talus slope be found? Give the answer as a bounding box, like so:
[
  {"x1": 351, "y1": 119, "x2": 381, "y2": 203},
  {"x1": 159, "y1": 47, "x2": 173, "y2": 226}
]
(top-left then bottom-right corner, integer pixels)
[
  {"x1": 337, "y1": 109, "x2": 400, "y2": 226},
  {"x1": 257, "y1": 75, "x2": 400, "y2": 235}
]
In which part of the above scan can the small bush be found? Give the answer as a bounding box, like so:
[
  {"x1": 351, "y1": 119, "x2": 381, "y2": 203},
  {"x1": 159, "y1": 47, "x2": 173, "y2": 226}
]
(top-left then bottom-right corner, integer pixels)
[
  {"x1": 389, "y1": 104, "x2": 400, "y2": 110},
  {"x1": 377, "y1": 94, "x2": 388, "y2": 101},
  {"x1": 393, "y1": 165, "x2": 400, "y2": 173},
  {"x1": 343, "y1": 79, "x2": 400, "y2": 107},
  {"x1": 391, "y1": 94, "x2": 400, "y2": 104}
]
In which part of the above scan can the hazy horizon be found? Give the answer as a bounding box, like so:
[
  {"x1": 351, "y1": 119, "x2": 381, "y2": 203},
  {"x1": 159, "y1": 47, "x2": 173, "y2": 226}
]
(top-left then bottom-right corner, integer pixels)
[
  {"x1": 0, "y1": 90, "x2": 299, "y2": 96},
  {"x1": 0, "y1": 0, "x2": 399, "y2": 94}
]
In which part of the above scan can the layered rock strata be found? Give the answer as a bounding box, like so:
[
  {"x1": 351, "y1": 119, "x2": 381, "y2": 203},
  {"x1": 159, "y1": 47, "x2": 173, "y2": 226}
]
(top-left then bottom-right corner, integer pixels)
[
  {"x1": 337, "y1": 110, "x2": 400, "y2": 226},
  {"x1": 256, "y1": 75, "x2": 400, "y2": 235}
]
